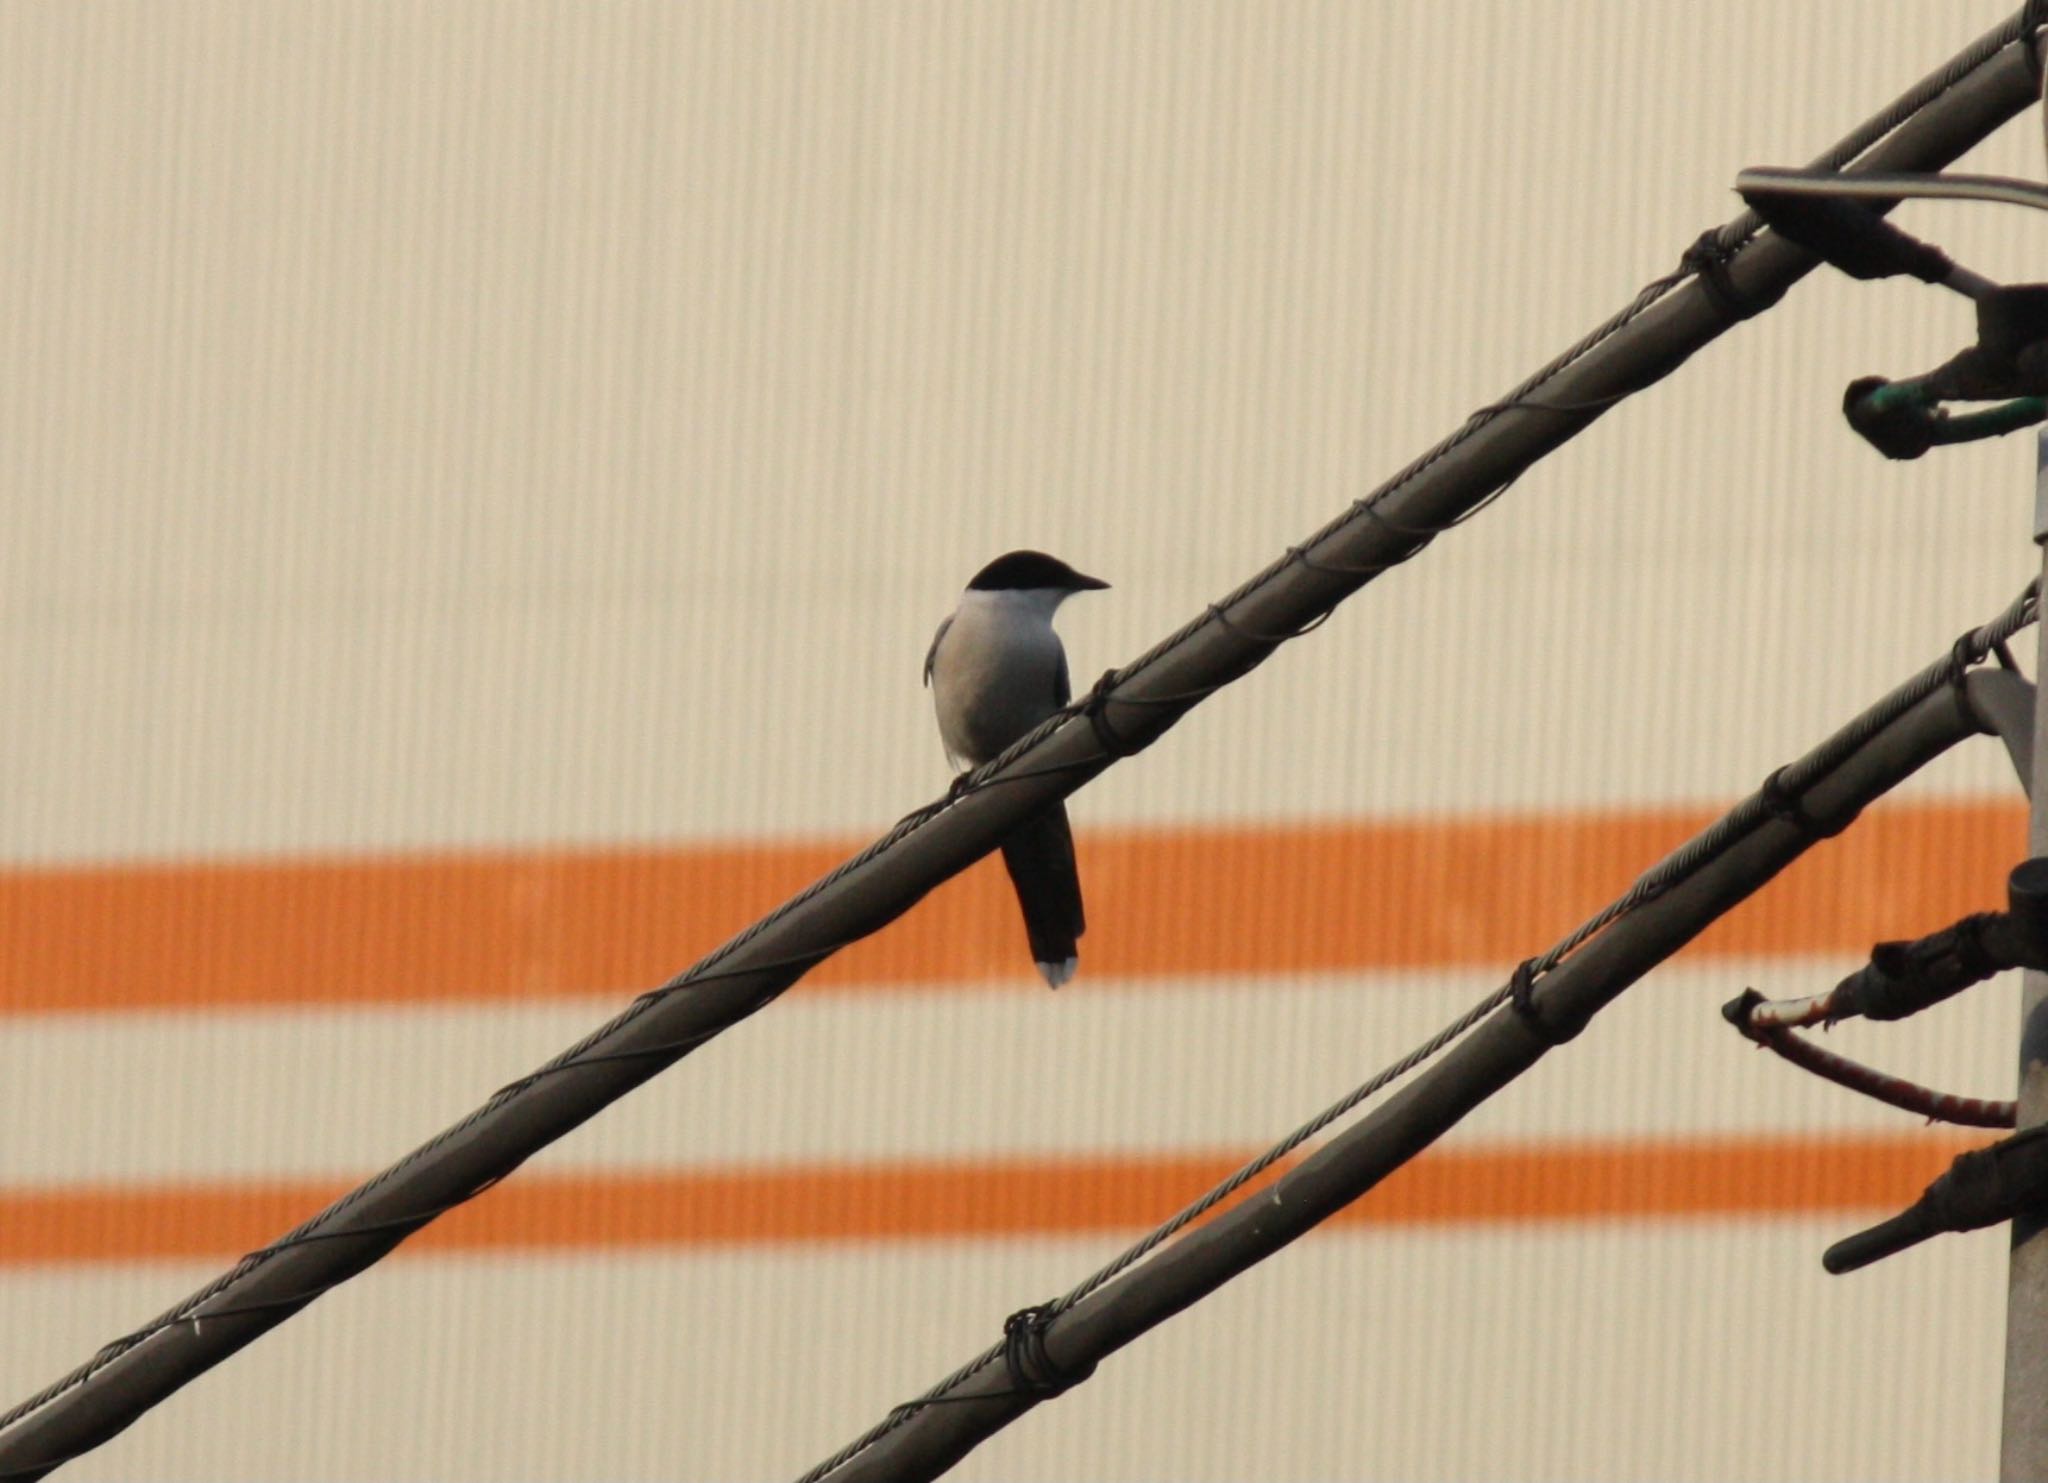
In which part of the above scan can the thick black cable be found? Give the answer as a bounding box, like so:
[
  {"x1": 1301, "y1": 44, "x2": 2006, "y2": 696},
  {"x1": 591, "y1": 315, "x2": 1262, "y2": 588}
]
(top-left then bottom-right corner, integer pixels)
[
  {"x1": 804, "y1": 584, "x2": 2037, "y2": 1483},
  {"x1": 1079, "y1": 5, "x2": 2040, "y2": 764},
  {"x1": 3, "y1": 15, "x2": 2040, "y2": 1479}
]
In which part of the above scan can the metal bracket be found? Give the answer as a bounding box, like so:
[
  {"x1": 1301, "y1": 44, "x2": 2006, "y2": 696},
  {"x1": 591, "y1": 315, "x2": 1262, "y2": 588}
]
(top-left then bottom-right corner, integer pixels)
[{"x1": 1967, "y1": 668, "x2": 2038, "y2": 796}]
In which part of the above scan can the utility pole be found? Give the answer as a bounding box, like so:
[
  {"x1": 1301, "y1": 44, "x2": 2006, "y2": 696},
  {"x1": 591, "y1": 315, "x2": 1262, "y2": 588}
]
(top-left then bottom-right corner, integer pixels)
[
  {"x1": 2005, "y1": 47, "x2": 2048, "y2": 1477},
  {"x1": 2003, "y1": 413, "x2": 2048, "y2": 1480}
]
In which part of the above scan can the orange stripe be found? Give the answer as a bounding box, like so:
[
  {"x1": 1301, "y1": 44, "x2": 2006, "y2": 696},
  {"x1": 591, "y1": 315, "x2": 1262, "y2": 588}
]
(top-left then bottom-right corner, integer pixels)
[
  {"x1": 0, "y1": 1136, "x2": 1977, "y2": 1265},
  {"x1": 0, "y1": 800, "x2": 2023, "y2": 1015}
]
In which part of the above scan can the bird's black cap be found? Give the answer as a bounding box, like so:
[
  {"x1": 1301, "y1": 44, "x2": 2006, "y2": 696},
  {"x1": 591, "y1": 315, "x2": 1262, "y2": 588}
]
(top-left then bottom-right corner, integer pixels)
[{"x1": 966, "y1": 550, "x2": 1111, "y2": 593}]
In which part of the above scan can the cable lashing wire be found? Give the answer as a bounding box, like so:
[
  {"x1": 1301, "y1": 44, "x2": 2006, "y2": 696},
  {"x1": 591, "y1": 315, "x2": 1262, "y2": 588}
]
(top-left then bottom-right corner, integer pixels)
[
  {"x1": 0, "y1": 458, "x2": 1603, "y2": 1469},
  {"x1": 798, "y1": 0, "x2": 2044, "y2": 916},
  {"x1": 3, "y1": 572, "x2": 1243, "y2": 1437},
  {"x1": 817, "y1": 579, "x2": 2042, "y2": 1474},
  {"x1": 55, "y1": 4, "x2": 2028, "y2": 1464},
  {"x1": 899, "y1": 474, "x2": 1516, "y2": 789},
  {"x1": 37, "y1": 547, "x2": 2012, "y2": 1477},
  {"x1": 0, "y1": 926, "x2": 883, "y2": 1443},
  {"x1": 0, "y1": 615, "x2": 1313, "y2": 1450},
  {"x1": 6, "y1": 12, "x2": 2042, "y2": 1468},
  {"x1": 0, "y1": 985, "x2": 794, "y2": 1441},
  {"x1": 795, "y1": 579, "x2": 2042, "y2": 1483},
  {"x1": 6, "y1": 604, "x2": 2027, "y2": 1475},
  {"x1": 1035, "y1": 0, "x2": 2040, "y2": 771},
  {"x1": 13, "y1": 580, "x2": 2033, "y2": 1479},
  {"x1": 0, "y1": 456, "x2": 1503, "y2": 1463},
  {"x1": 198, "y1": 14, "x2": 2048, "y2": 1476},
  {"x1": 0, "y1": 533, "x2": 1420, "y2": 1476},
  {"x1": 791, "y1": 18, "x2": 2048, "y2": 1464}
]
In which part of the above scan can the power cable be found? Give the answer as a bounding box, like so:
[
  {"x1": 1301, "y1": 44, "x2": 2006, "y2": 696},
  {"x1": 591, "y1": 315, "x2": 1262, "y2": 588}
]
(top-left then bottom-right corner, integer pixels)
[
  {"x1": 798, "y1": 584, "x2": 2038, "y2": 1483},
  {"x1": 0, "y1": 13, "x2": 2040, "y2": 1480}
]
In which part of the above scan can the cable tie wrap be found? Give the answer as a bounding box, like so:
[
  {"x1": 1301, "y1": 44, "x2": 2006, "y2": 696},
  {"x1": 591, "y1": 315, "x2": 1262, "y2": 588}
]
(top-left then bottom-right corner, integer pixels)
[
  {"x1": 1506, "y1": 958, "x2": 1573, "y2": 1045},
  {"x1": 1002, "y1": 1305, "x2": 1093, "y2": 1397},
  {"x1": 1681, "y1": 230, "x2": 1771, "y2": 322},
  {"x1": 1950, "y1": 628, "x2": 1985, "y2": 705},
  {"x1": 1080, "y1": 671, "x2": 1152, "y2": 759},
  {"x1": 1757, "y1": 764, "x2": 1849, "y2": 840}
]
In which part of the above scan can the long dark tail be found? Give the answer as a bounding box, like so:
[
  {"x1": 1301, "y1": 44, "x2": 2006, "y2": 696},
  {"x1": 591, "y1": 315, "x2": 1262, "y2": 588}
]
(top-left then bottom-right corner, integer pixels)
[{"x1": 1000, "y1": 803, "x2": 1085, "y2": 988}]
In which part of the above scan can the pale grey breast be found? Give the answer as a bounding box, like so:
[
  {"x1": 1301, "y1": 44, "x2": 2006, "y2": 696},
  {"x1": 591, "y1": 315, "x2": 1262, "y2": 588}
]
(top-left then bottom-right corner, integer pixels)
[{"x1": 928, "y1": 589, "x2": 1069, "y2": 768}]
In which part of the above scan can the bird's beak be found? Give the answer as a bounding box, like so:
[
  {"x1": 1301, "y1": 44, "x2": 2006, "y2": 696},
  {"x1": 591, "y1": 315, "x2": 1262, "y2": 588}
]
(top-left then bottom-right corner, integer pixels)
[{"x1": 1073, "y1": 572, "x2": 1111, "y2": 591}]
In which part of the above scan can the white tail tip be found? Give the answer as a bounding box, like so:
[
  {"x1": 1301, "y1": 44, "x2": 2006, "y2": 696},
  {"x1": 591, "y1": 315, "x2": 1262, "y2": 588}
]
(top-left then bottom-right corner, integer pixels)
[{"x1": 1037, "y1": 957, "x2": 1078, "y2": 989}]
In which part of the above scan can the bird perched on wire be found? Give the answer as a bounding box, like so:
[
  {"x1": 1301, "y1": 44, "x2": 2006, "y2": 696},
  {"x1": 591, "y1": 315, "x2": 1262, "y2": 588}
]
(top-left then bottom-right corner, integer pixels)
[{"x1": 925, "y1": 550, "x2": 1111, "y2": 987}]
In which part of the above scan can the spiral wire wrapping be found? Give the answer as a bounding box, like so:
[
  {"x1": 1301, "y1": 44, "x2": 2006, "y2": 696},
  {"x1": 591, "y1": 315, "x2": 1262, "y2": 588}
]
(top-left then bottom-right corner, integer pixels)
[
  {"x1": 796, "y1": 582, "x2": 2039, "y2": 1483},
  {"x1": 1728, "y1": 999, "x2": 2017, "y2": 1129},
  {"x1": 3, "y1": 11, "x2": 2044, "y2": 1478}
]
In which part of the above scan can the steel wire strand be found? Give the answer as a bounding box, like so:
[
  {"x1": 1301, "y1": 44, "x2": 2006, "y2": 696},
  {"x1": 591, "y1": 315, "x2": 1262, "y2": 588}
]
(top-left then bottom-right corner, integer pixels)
[
  {"x1": 0, "y1": 311, "x2": 1694, "y2": 1462},
  {"x1": 112, "y1": 82, "x2": 1802, "y2": 1384},
  {"x1": 1048, "y1": 2, "x2": 2042, "y2": 751},
  {"x1": 3, "y1": 15, "x2": 2041, "y2": 1472},
  {"x1": 820, "y1": 4, "x2": 2042, "y2": 852},
  {"x1": 797, "y1": 581, "x2": 2040, "y2": 1483}
]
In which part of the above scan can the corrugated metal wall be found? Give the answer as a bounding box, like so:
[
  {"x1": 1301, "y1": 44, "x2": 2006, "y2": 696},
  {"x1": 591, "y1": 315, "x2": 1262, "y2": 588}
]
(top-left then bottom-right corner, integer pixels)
[{"x1": 2, "y1": 2, "x2": 2043, "y2": 1476}]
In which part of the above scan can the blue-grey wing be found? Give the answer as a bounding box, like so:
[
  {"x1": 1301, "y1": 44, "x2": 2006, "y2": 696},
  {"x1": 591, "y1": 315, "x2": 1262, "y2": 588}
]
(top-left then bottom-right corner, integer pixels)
[
  {"x1": 1054, "y1": 645, "x2": 1071, "y2": 707},
  {"x1": 923, "y1": 616, "x2": 952, "y2": 688}
]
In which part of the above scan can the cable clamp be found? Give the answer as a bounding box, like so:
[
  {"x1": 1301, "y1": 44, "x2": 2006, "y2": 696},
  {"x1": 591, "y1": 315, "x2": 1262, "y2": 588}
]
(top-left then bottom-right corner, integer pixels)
[
  {"x1": 1002, "y1": 1305, "x2": 1094, "y2": 1396},
  {"x1": 1507, "y1": 958, "x2": 1574, "y2": 1045},
  {"x1": 1757, "y1": 765, "x2": 1848, "y2": 840},
  {"x1": 1681, "y1": 230, "x2": 1769, "y2": 322},
  {"x1": 1948, "y1": 628, "x2": 1985, "y2": 708},
  {"x1": 1080, "y1": 671, "x2": 1153, "y2": 759}
]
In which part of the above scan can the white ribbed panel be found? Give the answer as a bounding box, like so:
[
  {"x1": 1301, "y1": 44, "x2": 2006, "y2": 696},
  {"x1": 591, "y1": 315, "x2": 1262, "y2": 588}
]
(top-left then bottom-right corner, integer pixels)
[
  {"x1": 0, "y1": 1228, "x2": 2004, "y2": 1481},
  {"x1": 1, "y1": 0, "x2": 2041, "y2": 860},
  {"x1": 0, "y1": 3, "x2": 2038, "y2": 1479},
  {"x1": 0, "y1": 958, "x2": 2012, "y2": 1183}
]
